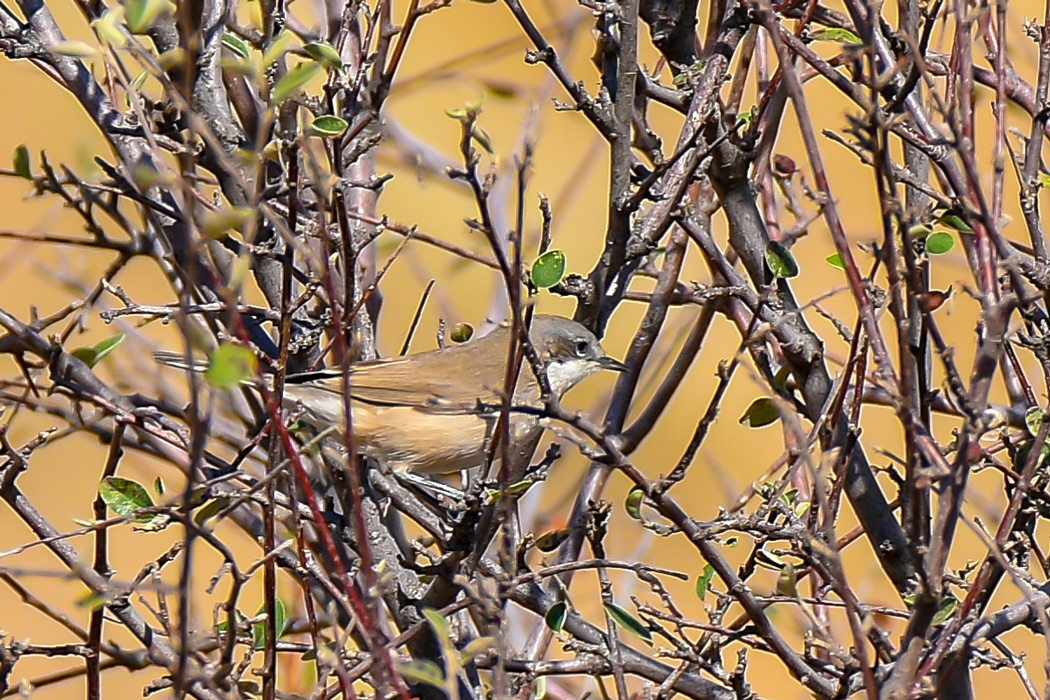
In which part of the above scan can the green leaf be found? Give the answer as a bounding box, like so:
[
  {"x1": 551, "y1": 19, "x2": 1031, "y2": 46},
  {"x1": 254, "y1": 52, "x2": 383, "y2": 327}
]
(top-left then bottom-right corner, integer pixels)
[
  {"x1": 71, "y1": 334, "x2": 125, "y2": 368},
  {"x1": 480, "y1": 78, "x2": 518, "y2": 99},
  {"x1": 825, "y1": 253, "x2": 844, "y2": 270},
  {"x1": 811, "y1": 27, "x2": 863, "y2": 44},
  {"x1": 544, "y1": 601, "x2": 567, "y2": 633},
  {"x1": 765, "y1": 241, "x2": 799, "y2": 279},
  {"x1": 99, "y1": 476, "x2": 154, "y2": 517},
  {"x1": 625, "y1": 487, "x2": 645, "y2": 520},
  {"x1": 450, "y1": 323, "x2": 474, "y2": 343},
  {"x1": 1014, "y1": 439, "x2": 1050, "y2": 471},
  {"x1": 221, "y1": 57, "x2": 257, "y2": 77},
  {"x1": 222, "y1": 32, "x2": 251, "y2": 59},
  {"x1": 271, "y1": 61, "x2": 322, "y2": 104},
  {"x1": 471, "y1": 125, "x2": 494, "y2": 153},
  {"x1": 531, "y1": 250, "x2": 566, "y2": 288},
  {"x1": 924, "y1": 231, "x2": 955, "y2": 255},
  {"x1": 395, "y1": 659, "x2": 445, "y2": 689},
  {"x1": 157, "y1": 48, "x2": 186, "y2": 71},
  {"x1": 908, "y1": 223, "x2": 932, "y2": 239},
  {"x1": 738, "y1": 106, "x2": 756, "y2": 129},
  {"x1": 534, "y1": 528, "x2": 571, "y2": 552},
  {"x1": 603, "y1": 602, "x2": 653, "y2": 645},
  {"x1": 193, "y1": 497, "x2": 228, "y2": 526},
  {"x1": 739, "y1": 397, "x2": 779, "y2": 428},
  {"x1": 51, "y1": 41, "x2": 100, "y2": 58},
  {"x1": 423, "y1": 607, "x2": 451, "y2": 641},
  {"x1": 153, "y1": 476, "x2": 165, "y2": 496},
  {"x1": 303, "y1": 41, "x2": 341, "y2": 68},
  {"x1": 125, "y1": 0, "x2": 171, "y2": 34},
  {"x1": 261, "y1": 30, "x2": 295, "y2": 66},
  {"x1": 776, "y1": 562, "x2": 798, "y2": 596},
  {"x1": 756, "y1": 548, "x2": 785, "y2": 568},
  {"x1": 204, "y1": 343, "x2": 257, "y2": 390},
  {"x1": 457, "y1": 636, "x2": 494, "y2": 664},
  {"x1": 199, "y1": 206, "x2": 254, "y2": 238},
  {"x1": 936, "y1": 211, "x2": 973, "y2": 233},
  {"x1": 237, "y1": 681, "x2": 260, "y2": 696},
  {"x1": 252, "y1": 598, "x2": 287, "y2": 649},
  {"x1": 695, "y1": 564, "x2": 714, "y2": 601},
  {"x1": 13, "y1": 144, "x2": 31, "y2": 179},
  {"x1": 506, "y1": 478, "x2": 532, "y2": 495},
  {"x1": 1026, "y1": 406, "x2": 1045, "y2": 437},
  {"x1": 123, "y1": 72, "x2": 148, "y2": 109},
  {"x1": 309, "y1": 115, "x2": 349, "y2": 138},
  {"x1": 422, "y1": 606, "x2": 459, "y2": 698},
  {"x1": 932, "y1": 594, "x2": 958, "y2": 625},
  {"x1": 130, "y1": 163, "x2": 172, "y2": 189},
  {"x1": 77, "y1": 592, "x2": 108, "y2": 610},
  {"x1": 773, "y1": 365, "x2": 791, "y2": 390},
  {"x1": 93, "y1": 9, "x2": 127, "y2": 47}
]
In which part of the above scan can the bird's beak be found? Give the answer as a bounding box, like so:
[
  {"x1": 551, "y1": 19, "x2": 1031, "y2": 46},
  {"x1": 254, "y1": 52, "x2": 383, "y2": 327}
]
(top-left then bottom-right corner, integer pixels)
[{"x1": 598, "y1": 355, "x2": 628, "y2": 372}]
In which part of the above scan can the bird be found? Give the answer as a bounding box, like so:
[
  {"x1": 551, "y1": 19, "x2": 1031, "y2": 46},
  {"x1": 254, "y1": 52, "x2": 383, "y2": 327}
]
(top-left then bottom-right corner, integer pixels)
[{"x1": 159, "y1": 315, "x2": 625, "y2": 475}]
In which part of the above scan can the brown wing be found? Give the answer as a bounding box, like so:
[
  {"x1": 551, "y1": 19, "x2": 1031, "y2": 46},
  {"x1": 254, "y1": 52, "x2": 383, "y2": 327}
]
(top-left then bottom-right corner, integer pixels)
[{"x1": 286, "y1": 325, "x2": 513, "y2": 412}]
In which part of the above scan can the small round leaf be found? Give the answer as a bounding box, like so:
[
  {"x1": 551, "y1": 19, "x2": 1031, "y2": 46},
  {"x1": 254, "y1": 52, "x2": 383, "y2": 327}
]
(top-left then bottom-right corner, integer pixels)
[
  {"x1": 221, "y1": 32, "x2": 251, "y2": 59},
  {"x1": 776, "y1": 562, "x2": 798, "y2": 596},
  {"x1": 1026, "y1": 406, "x2": 1045, "y2": 437},
  {"x1": 603, "y1": 602, "x2": 653, "y2": 645},
  {"x1": 303, "y1": 41, "x2": 341, "y2": 68},
  {"x1": 71, "y1": 333, "x2": 125, "y2": 368},
  {"x1": 309, "y1": 115, "x2": 349, "y2": 138},
  {"x1": 531, "y1": 250, "x2": 566, "y2": 288},
  {"x1": 271, "y1": 62, "x2": 322, "y2": 104},
  {"x1": 450, "y1": 322, "x2": 474, "y2": 343},
  {"x1": 936, "y1": 211, "x2": 973, "y2": 233},
  {"x1": 534, "y1": 528, "x2": 571, "y2": 552},
  {"x1": 395, "y1": 659, "x2": 445, "y2": 689},
  {"x1": 205, "y1": 343, "x2": 257, "y2": 389},
  {"x1": 695, "y1": 564, "x2": 715, "y2": 601},
  {"x1": 625, "y1": 487, "x2": 645, "y2": 520},
  {"x1": 125, "y1": 0, "x2": 173, "y2": 34},
  {"x1": 924, "y1": 231, "x2": 955, "y2": 255},
  {"x1": 99, "y1": 476, "x2": 154, "y2": 517},
  {"x1": 12, "y1": 144, "x2": 31, "y2": 179},
  {"x1": 544, "y1": 601, "x2": 567, "y2": 633},
  {"x1": 765, "y1": 241, "x2": 799, "y2": 279},
  {"x1": 739, "y1": 397, "x2": 779, "y2": 428},
  {"x1": 811, "y1": 27, "x2": 863, "y2": 44},
  {"x1": 252, "y1": 598, "x2": 287, "y2": 649},
  {"x1": 51, "y1": 41, "x2": 100, "y2": 58},
  {"x1": 932, "y1": 594, "x2": 958, "y2": 625}
]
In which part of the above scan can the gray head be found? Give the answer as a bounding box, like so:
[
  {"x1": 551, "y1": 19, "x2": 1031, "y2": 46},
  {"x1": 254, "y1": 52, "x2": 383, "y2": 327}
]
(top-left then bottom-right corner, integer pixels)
[{"x1": 527, "y1": 315, "x2": 626, "y2": 396}]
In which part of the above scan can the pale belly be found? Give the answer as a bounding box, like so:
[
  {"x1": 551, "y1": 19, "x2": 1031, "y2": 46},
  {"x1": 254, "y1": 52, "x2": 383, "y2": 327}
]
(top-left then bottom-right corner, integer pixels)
[{"x1": 352, "y1": 404, "x2": 541, "y2": 474}]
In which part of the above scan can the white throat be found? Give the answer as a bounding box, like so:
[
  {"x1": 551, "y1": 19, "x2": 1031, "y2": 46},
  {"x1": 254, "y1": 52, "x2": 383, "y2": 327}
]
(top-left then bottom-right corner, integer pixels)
[{"x1": 545, "y1": 359, "x2": 598, "y2": 397}]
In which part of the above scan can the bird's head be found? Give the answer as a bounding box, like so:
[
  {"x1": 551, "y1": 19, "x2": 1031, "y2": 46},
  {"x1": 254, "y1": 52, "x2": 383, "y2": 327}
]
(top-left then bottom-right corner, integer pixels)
[{"x1": 529, "y1": 315, "x2": 626, "y2": 396}]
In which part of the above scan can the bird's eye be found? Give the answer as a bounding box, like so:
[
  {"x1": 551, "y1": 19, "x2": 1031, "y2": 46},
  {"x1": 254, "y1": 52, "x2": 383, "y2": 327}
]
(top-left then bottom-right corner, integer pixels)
[{"x1": 574, "y1": 340, "x2": 589, "y2": 357}]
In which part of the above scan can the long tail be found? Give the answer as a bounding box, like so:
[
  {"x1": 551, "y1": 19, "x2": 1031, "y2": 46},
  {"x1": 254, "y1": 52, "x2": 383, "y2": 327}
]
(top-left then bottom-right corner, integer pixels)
[{"x1": 153, "y1": 351, "x2": 210, "y2": 373}]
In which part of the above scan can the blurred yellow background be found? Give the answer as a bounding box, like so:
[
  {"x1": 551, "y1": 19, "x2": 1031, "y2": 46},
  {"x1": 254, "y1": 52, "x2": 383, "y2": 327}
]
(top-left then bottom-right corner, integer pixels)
[{"x1": 0, "y1": 0, "x2": 1045, "y2": 697}]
